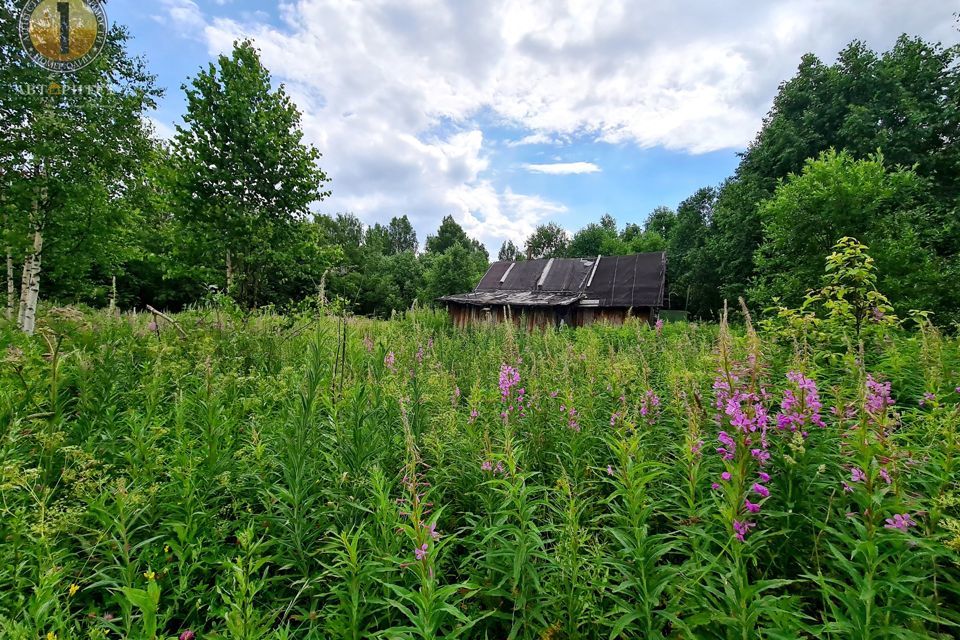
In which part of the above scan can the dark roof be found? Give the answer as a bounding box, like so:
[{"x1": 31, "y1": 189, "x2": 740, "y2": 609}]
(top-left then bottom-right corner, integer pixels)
[{"x1": 439, "y1": 252, "x2": 666, "y2": 308}]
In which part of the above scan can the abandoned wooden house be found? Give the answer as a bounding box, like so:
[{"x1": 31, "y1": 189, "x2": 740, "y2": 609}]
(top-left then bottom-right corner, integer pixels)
[{"x1": 439, "y1": 252, "x2": 668, "y2": 329}]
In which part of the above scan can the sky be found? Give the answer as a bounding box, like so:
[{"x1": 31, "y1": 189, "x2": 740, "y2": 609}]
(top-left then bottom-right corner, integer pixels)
[{"x1": 108, "y1": 0, "x2": 958, "y2": 254}]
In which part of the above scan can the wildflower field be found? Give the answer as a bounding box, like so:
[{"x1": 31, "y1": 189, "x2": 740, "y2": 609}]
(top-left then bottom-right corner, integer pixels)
[{"x1": 1, "y1": 303, "x2": 959, "y2": 639}]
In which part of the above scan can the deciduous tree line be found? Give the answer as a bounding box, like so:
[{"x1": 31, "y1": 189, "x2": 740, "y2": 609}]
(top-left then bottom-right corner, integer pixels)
[
  {"x1": 2, "y1": 0, "x2": 957, "y2": 328},
  {"x1": 516, "y1": 36, "x2": 960, "y2": 324}
]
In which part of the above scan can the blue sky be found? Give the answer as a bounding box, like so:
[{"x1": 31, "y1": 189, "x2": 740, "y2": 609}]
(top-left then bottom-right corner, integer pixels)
[{"x1": 108, "y1": 0, "x2": 956, "y2": 253}]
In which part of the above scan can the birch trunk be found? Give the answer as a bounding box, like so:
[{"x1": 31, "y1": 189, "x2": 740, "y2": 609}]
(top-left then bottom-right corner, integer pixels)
[
  {"x1": 3, "y1": 210, "x2": 12, "y2": 322},
  {"x1": 109, "y1": 275, "x2": 117, "y2": 315},
  {"x1": 17, "y1": 252, "x2": 31, "y2": 327},
  {"x1": 5, "y1": 244, "x2": 12, "y2": 323},
  {"x1": 226, "y1": 249, "x2": 234, "y2": 292},
  {"x1": 21, "y1": 229, "x2": 43, "y2": 335}
]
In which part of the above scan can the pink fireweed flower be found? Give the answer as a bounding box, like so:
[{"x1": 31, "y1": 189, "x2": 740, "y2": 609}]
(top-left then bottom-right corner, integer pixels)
[
  {"x1": 721, "y1": 471, "x2": 732, "y2": 481},
  {"x1": 716, "y1": 431, "x2": 735, "y2": 460},
  {"x1": 851, "y1": 467, "x2": 866, "y2": 483},
  {"x1": 733, "y1": 520, "x2": 756, "y2": 542},
  {"x1": 494, "y1": 461, "x2": 504, "y2": 474},
  {"x1": 607, "y1": 465, "x2": 614, "y2": 476},
  {"x1": 179, "y1": 632, "x2": 196, "y2": 640},
  {"x1": 481, "y1": 460, "x2": 493, "y2": 472},
  {"x1": 883, "y1": 513, "x2": 916, "y2": 531},
  {"x1": 655, "y1": 318, "x2": 664, "y2": 335},
  {"x1": 879, "y1": 468, "x2": 891, "y2": 485},
  {"x1": 752, "y1": 483, "x2": 770, "y2": 498},
  {"x1": 640, "y1": 390, "x2": 661, "y2": 423},
  {"x1": 711, "y1": 482, "x2": 721, "y2": 490},
  {"x1": 865, "y1": 375, "x2": 894, "y2": 415},
  {"x1": 842, "y1": 481, "x2": 853, "y2": 493},
  {"x1": 414, "y1": 543, "x2": 429, "y2": 560},
  {"x1": 691, "y1": 439, "x2": 704, "y2": 457},
  {"x1": 744, "y1": 498, "x2": 761, "y2": 513},
  {"x1": 758, "y1": 471, "x2": 770, "y2": 483},
  {"x1": 415, "y1": 346, "x2": 424, "y2": 364},
  {"x1": 428, "y1": 523, "x2": 440, "y2": 541},
  {"x1": 469, "y1": 409, "x2": 478, "y2": 423},
  {"x1": 498, "y1": 364, "x2": 520, "y2": 400},
  {"x1": 751, "y1": 448, "x2": 771, "y2": 465},
  {"x1": 384, "y1": 352, "x2": 396, "y2": 372},
  {"x1": 777, "y1": 371, "x2": 825, "y2": 433},
  {"x1": 919, "y1": 392, "x2": 936, "y2": 407}
]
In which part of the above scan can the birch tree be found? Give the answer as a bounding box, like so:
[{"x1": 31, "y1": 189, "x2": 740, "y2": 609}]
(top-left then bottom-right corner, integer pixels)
[
  {"x1": 171, "y1": 40, "x2": 330, "y2": 308},
  {"x1": 0, "y1": 2, "x2": 160, "y2": 333}
]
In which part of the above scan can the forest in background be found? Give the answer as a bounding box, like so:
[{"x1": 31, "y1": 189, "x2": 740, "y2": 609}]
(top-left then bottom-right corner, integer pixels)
[{"x1": 2, "y1": 0, "x2": 959, "y2": 325}]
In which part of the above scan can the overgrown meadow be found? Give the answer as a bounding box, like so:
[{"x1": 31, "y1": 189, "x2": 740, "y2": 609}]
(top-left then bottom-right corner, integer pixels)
[{"x1": 1, "y1": 301, "x2": 959, "y2": 639}]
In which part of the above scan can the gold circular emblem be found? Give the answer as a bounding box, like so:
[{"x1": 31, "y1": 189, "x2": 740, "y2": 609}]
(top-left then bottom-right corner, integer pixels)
[{"x1": 18, "y1": 0, "x2": 108, "y2": 72}]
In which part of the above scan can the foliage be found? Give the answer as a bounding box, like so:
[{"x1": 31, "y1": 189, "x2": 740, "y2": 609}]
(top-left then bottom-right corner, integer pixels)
[
  {"x1": 170, "y1": 40, "x2": 331, "y2": 308},
  {"x1": 2, "y1": 261, "x2": 959, "y2": 637}
]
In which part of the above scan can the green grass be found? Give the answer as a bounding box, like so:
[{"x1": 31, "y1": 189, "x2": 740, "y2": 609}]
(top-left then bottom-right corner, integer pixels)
[{"x1": 0, "y1": 306, "x2": 958, "y2": 639}]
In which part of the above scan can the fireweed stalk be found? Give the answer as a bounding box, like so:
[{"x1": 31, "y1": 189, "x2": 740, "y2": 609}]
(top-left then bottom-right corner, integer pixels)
[{"x1": 712, "y1": 337, "x2": 772, "y2": 543}]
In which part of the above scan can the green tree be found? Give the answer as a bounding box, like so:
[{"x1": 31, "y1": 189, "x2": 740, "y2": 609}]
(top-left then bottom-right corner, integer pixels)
[
  {"x1": 497, "y1": 239, "x2": 523, "y2": 261},
  {"x1": 387, "y1": 215, "x2": 418, "y2": 254},
  {"x1": 524, "y1": 222, "x2": 569, "y2": 259},
  {"x1": 423, "y1": 242, "x2": 487, "y2": 301},
  {"x1": 751, "y1": 150, "x2": 946, "y2": 316},
  {"x1": 666, "y1": 187, "x2": 719, "y2": 316},
  {"x1": 171, "y1": 40, "x2": 330, "y2": 307},
  {"x1": 1, "y1": 2, "x2": 161, "y2": 332},
  {"x1": 568, "y1": 222, "x2": 617, "y2": 257},
  {"x1": 643, "y1": 206, "x2": 676, "y2": 239},
  {"x1": 426, "y1": 215, "x2": 478, "y2": 255}
]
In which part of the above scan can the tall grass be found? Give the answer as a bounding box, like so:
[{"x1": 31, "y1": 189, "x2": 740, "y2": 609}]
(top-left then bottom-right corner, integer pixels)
[{"x1": 0, "y1": 304, "x2": 958, "y2": 638}]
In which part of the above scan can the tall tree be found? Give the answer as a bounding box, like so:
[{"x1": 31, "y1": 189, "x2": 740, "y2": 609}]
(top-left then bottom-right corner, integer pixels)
[
  {"x1": 387, "y1": 215, "x2": 418, "y2": 254},
  {"x1": 667, "y1": 187, "x2": 718, "y2": 315},
  {"x1": 1, "y1": 2, "x2": 161, "y2": 332},
  {"x1": 524, "y1": 222, "x2": 569, "y2": 259},
  {"x1": 497, "y1": 239, "x2": 523, "y2": 261},
  {"x1": 751, "y1": 150, "x2": 947, "y2": 316},
  {"x1": 425, "y1": 215, "x2": 483, "y2": 255},
  {"x1": 171, "y1": 40, "x2": 329, "y2": 307}
]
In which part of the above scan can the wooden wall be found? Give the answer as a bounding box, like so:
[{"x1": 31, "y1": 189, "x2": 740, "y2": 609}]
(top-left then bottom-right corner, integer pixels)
[{"x1": 445, "y1": 304, "x2": 652, "y2": 329}]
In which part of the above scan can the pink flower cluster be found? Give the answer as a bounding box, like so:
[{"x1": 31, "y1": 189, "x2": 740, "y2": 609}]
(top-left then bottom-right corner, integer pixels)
[
  {"x1": 640, "y1": 390, "x2": 661, "y2": 424},
  {"x1": 498, "y1": 363, "x2": 527, "y2": 420},
  {"x1": 559, "y1": 403, "x2": 580, "y2": 431},
  {"x1": 384, "y1": 351, "x2": 396, "y2": 372},
  {"x1": 712, "y1": 368, "x2": 776, "y2": 543},
  {"x1": 481, "y1": 459, "x2": 505, "y2": 474},
  {"x1": 776, "y1": 371, "x2": 825, "y2": 435},
  {"x1": 884, "y1": 513, "x2": 916, "y2": 531},
  {"x1": 865, "y1": 375, "x2": 895, "y2": 415}
]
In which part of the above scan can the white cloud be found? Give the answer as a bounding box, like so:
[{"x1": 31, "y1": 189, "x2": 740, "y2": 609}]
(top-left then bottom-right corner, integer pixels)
[
  {"x1": 506, "y1": 133, "x2": 558, "y2": 147},
  {"x1": 523, "y1": 162, "x2": 601, "y2": 175},
  {"x1": 146, "y1": 116, "x2": 176, "y2": 140},
  {"x1": 161, "y1": 0, "x2": 956, "y2": 250},
  {"x1": 156, "y1": 0, "x2": 205, "y2": 34}
]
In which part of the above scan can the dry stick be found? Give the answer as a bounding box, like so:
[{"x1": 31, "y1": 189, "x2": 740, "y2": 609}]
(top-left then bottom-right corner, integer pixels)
[{"x1": 145, "y1": 304, "x2": 188, "y2": 338}]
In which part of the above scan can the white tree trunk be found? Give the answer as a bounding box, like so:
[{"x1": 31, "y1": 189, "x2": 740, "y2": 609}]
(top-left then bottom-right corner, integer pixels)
[
  {"x1": 5, "y1": 244, "x2": 12, "y2": 323},
  {"x1": 17, "y1": 252, "x2": 31, "y2": 327},
  {"x1": 109, "y1": 275, "x2": 117, "y2": 315},
  {"x1": 21, "y1": 230, "x2": 43, "y2": 335}
]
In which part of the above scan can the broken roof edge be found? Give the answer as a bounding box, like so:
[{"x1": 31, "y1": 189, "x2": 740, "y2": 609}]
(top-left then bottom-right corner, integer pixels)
[{"x1": 438, "y1": 291, "x2": 583, "y2": 307}]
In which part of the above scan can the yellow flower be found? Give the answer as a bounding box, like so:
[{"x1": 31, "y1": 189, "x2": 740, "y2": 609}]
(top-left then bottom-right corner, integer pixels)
[
  {"x1": 68, "y1": 583, "x2": 79, "y2": 597},
  {"x1": 143, "y1": 569, "x2": 156, "y2": 581},
  {"x1": 46, "y1": 633, "x2": 57, "y2": 640},
  {"x1": 164, "y1": 545, "x2": 170, "y2": 553}
]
